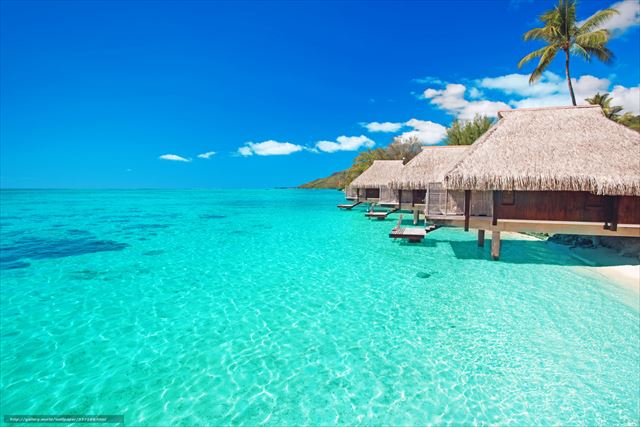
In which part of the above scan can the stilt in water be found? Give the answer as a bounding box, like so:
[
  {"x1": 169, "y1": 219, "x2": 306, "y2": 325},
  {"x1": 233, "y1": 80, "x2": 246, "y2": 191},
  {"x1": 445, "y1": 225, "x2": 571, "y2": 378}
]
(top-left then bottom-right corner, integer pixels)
[
  {"x1": 491, "y1": 231, "x2": 501, "y2": 260},
  {"x1": 413, "y1": 209, "x2": 419, "y2": 225},
  {"x1": 477, "y1": 230, "x2": 485, "y2": 247}
]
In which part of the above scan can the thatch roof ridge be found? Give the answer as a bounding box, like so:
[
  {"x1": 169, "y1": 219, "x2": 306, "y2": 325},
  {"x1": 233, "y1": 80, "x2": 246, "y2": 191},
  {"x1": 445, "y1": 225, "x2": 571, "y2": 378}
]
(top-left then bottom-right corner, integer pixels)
[
  {"x1": 389, "y1": 145, "x2": 469, "y2": 189},
  {"x1": 497, "y1": 104, "x2": 601, "y2": 118},
  {"x1": 444, "y1": 106, "x2": 640, "y2": 196},
  {"x1": 349, "y1": 159, "x2": 404, "y2": 189}
]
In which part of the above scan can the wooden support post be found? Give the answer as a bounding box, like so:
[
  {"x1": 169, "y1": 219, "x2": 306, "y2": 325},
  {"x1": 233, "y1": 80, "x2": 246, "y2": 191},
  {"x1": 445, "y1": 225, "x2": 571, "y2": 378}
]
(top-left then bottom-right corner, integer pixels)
[
  {"x1": 464, "y1": 190, "x2": 471, "y2": 232},
  {"x1": 413, "y1": 209, "x2": 419, "y2": 225},
  {"x1": 491, "y1": 231, "x2": 501, "y2": 260},
  {"x1": 492, "y1": 191, "x2": 499, "y2": 226},
  {"x1": 356, "y1": 188, "x2": 360, "y2": 202},
  {"x1": 478, "y1": 229, "x2": 485, "y2": 247},
  {"x1": 426, "y1": 185, "x2": 430, "y2": 217},
  {"x1": 398, "y1": 189, "x2": 402, "y2": 209},
  {"x1": 611, "y1": 196, "x2": 619, "y2": 232},
  {"x1": 444, "y1": 188, "x2": 448, "y2": 216}
]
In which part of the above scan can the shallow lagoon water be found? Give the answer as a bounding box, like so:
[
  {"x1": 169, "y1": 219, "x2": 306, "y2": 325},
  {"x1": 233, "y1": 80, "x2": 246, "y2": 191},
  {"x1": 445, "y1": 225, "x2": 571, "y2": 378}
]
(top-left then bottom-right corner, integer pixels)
[{"x1": 1, "y1": 189, "x2": 638, "y2": 426}]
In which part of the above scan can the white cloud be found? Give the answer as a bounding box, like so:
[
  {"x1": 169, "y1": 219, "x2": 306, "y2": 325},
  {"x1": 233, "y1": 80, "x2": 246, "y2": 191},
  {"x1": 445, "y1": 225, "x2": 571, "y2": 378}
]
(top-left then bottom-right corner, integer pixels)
[
  {"x1": 420, "y1": 71, "x2": 639, "y2": 118},
  {"x1": 423, "y1": 83, "x2": 511, "y2": 119},
  {"x1": 361, "y1": 121, "x2": 403, "y2": 132},
  {"x1": 478, "y1": 72, "x2": 562, "y2": 97},
  {"x1": 159, "y1": 154, "x2": 191, "y2": 162},
  {"x1": 315, "y1": 135, "x2": 375, "y2": 153},
  {"x1": 468, "y1": 87, "x2": 484, "y2": 99},
  {"x1": 611, "y1": 85, "x2": 640, "y2": 114},
  {"x1": 238, "y1": 146, "x2": 253, "y2": 156},
  {"x1": 396, "y1": 119, "x2": 447, "y2": 145},
  {"x1": 197, "y1": 151, "x2": 216, "y2": 159},
  {"x1": 509, "y1": 94, "x2": 570, "y2": 109},
  {"x1": 579, "y1": 0, "x2": 640, "y2": 37},
  {"x1": 509, "y1": 75, "x2": 611, "y2": 109},
  {"x1": 237, "y1": 140, "x2": 303, "y2": 156}
]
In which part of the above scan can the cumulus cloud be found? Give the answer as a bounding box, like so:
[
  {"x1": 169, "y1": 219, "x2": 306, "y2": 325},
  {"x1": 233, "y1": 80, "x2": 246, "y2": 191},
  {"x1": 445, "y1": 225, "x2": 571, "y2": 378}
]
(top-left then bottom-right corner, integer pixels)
[
  {"x1": 579, "y1": 0, "x2": 640, "y2": 37},
  {"x1": 197, "y1": 151, "x2": 216, "y2": 159},
  {"x1": 159, "y1": 154, "x2": 191, "y2": 162},
  {"x1": 508, "y1": 75, "x2": 611, "y2": 108},
  {"x1": 396, "y1": 119, "x2": 447, "y2": 145},
  {"x1": 478, "y1": 72, "x2": 562, "y2": 97},
  {"x1": 361, "y1": 121, "x2": 403, "y2": 132},
  {"x1": 423, "y1": 83, "x2": 511, "y2": 119},
  {"x1": 315, "y1": 135, "x2": 375, "y2": 153},
  {"x1": 611, "y1": 85, "x2": 640, "y2": 114},
  {"x1": 237, "y1": 140, "x2": 303, "y2": 156},
  {"x1": 422, "y1": 72, "x2": 637, "y2": 116}
]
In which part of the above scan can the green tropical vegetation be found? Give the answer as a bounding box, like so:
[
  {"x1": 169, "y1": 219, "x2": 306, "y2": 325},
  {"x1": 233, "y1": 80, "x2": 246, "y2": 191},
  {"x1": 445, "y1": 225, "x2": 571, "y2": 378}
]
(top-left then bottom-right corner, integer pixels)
[
  {"x1": 445, "y1": 115, "x2": 494, "y2": 145},
  {"x1": 617, "y1": 113, "x2": 640, "y2": 132},
  {"x1": 518, "y1": 0, "x2": 618, "y2": 105},
  {"x1": 585, "y1": 92, "x2": 640, "y2": 131},
  {"x1": 585, "y1": 92, "x2": 623, "y2": 119}
]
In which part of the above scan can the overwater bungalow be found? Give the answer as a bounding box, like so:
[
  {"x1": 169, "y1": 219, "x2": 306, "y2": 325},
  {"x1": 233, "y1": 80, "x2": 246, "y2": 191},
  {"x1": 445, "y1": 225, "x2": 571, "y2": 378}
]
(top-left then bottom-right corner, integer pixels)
[
  {"x1": 339, "y1": 160, "x2": 404, "y2": 210},
  {"x1": 429, "y1": 105, "x2": 640, "y2": 259},
  {"x1": 388, "y1": 146, "x2": 491, "y2": 223}
]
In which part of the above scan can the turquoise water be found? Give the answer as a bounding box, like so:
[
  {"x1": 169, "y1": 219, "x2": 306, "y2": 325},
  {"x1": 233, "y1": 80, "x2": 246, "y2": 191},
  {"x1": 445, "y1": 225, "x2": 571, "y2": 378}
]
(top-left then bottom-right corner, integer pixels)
[{"x1": 1, "y1": 189, "x2": 638, "y2": 426}]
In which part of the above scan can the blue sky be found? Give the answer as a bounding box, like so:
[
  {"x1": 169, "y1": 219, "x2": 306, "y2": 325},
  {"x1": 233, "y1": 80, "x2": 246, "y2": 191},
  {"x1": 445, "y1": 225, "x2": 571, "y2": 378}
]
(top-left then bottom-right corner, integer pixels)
[{"x1": 1, "y1": 0, "x2": 638, "y2": 188}]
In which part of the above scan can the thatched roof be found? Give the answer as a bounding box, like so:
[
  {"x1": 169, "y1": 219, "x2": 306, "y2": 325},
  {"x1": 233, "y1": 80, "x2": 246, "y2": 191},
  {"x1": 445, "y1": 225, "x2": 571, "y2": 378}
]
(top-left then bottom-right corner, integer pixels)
[
  {"x1": 445, "y1": 105, "x2": 640, "y2": 196},
  {"x1": 389, "y1": 146, "x2": 469, "y2": 189},
  {"x1": 349, "y1": 160, "x2": 404, "y2": 189}
]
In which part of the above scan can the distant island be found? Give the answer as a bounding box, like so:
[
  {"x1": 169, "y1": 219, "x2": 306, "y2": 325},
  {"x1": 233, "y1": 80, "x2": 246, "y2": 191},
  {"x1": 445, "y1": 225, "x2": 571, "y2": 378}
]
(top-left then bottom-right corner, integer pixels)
[{"x1": 299, "y1": 170, "x2": 349, "y2": 189}]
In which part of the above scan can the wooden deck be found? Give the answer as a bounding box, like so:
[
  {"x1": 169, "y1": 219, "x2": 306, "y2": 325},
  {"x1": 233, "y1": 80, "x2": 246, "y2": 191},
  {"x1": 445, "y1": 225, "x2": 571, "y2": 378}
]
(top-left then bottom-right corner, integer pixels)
[
  {"x1": 426, "y1": 215, "x2": 640, "y2": 237},
  {"x1": 389, "y1": 215, "x2": 439, "y2": 242},
  {"x1": 337, "y1": 201, "x2": 362, "y2": 210},
  {"x1": 365, "y1": 207, "x2": 398, "y2": 219}
]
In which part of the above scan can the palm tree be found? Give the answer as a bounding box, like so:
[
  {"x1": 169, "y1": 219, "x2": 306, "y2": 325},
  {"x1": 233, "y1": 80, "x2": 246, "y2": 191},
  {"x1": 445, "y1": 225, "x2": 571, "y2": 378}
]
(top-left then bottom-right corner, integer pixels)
[
  {"x1": 585, "y1": 92, "x2": 623, "y2": 120},
  {"x1": 518, "y1": 0, "x2": 618, "y2": 106}
]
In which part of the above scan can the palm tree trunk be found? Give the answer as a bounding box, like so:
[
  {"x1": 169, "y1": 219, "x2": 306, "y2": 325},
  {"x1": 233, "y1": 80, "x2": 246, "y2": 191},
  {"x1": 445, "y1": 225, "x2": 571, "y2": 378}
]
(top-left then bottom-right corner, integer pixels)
[{"x1": 565, "y1": 49, "x2": 577, "y2": 106}]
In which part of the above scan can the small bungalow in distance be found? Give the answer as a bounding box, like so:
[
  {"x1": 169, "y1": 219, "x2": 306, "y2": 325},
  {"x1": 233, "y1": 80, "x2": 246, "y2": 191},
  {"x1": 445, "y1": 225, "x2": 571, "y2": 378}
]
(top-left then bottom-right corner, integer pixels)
[
  {"x1": 388, "y1": 145, "x2": 492, "y2": 224},
  {"x1": 429, "y1": 105, "x2": 640, "y2": 259},
  {"x1": 339, "y1": 160, "x2": 404, "y2": 212}
]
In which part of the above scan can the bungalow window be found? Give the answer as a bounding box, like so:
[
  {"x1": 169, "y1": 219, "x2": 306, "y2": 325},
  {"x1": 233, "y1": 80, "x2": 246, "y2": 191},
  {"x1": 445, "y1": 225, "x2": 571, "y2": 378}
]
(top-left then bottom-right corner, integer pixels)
[
  {"x1": 501, "y1": 191, "x2": 515, "y2": 205},
  {"x1": 412, "y1": 190, "x2": 426, "y2": 204},
  {"x1": 365, "y1": 188, "x2": 380, "y2": 199}
]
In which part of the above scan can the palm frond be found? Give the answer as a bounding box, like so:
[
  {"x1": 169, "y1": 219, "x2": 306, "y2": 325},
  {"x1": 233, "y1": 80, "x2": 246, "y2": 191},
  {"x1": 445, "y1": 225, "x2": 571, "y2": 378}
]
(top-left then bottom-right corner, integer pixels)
[
  {"x1": 518, "y1": 46, "x2": 551, "y2": 68},
  {"x1": 523, "y1": 27, "x2": 554, "y2": 42},
  {"x1": 578, "y1": 8, "x2": 619, "y2": 34},
  {"x1": 529, "y1": 45, "x2": 560, "y2": 83},
  {"x1": 583, "y1": 45, "x2": 614, "y2": 63},
  {"x1": 571, "y1": 43, "x2": 591, "y2": 61},
  {"x1": 575, "y1": 29, "x2": 610, "y2": 47}
]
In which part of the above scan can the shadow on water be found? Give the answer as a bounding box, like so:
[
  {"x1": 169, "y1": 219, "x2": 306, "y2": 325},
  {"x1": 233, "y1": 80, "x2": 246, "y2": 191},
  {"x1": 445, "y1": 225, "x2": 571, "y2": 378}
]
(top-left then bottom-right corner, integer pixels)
[
  {"x1": 200, "y1": 214, "x2": 227, "y2": 220},
  {"x1": 425, "y1": 236, "x2": 634, "y2": 267},
  {"x1": 122, "y1": 224, "x2": 170, "y2": 230},
  {"x1": 142, "y1": 250, "x2": 164, "y2": 256},
  {"x1": 0, "y1": 236, "x2": 129, "y2": 270}
]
